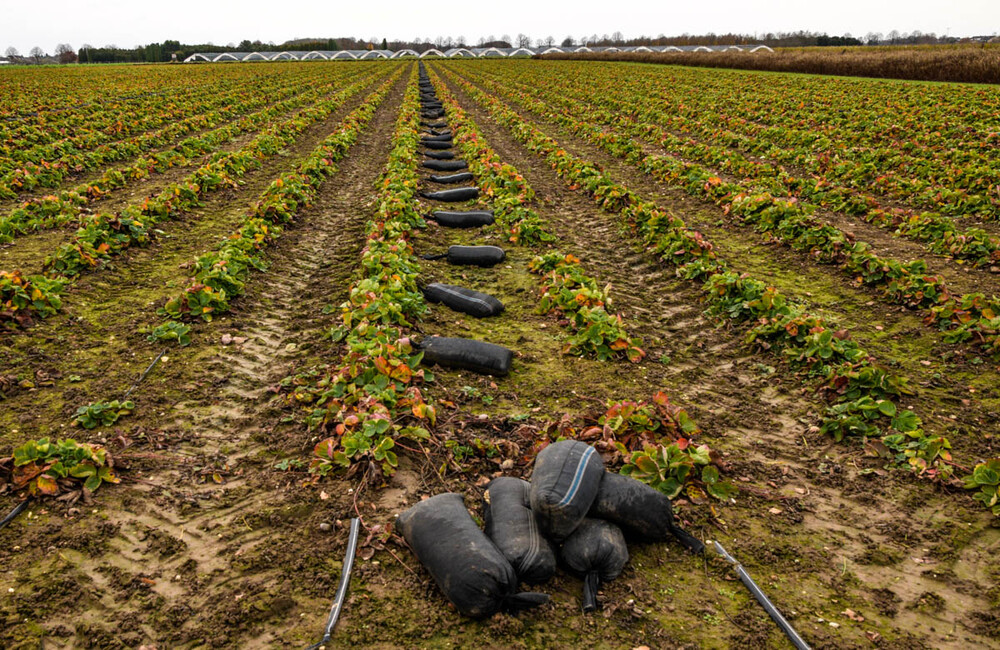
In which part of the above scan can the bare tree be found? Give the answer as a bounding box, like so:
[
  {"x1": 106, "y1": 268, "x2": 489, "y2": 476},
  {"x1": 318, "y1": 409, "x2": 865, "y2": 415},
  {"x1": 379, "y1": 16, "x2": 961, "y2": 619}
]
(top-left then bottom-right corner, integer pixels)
[
  {"x1": 517, "y1": 33, "x2": 531, "y2": 48},
  {"x1": 5, "y1": 46, "x2": 18, "y2": 58},
  {"x1": 29, "y1": 46, "x2": 45, "y2": 63},
  {"x1": 611, "y1": 31, "x2": 624, "y2": 44},
  {"x1": 544, "y1": 35, "x2": 555, "y2": 47},
  {"x1": 561, "y1": 36, "x2": 576, "y2": 47},
  {"x1": 456, "y1": 35, "x2": 466, "y2": 47},
  {"x1": 55, "y1": 43, "x2": 76, "y2": 64}
]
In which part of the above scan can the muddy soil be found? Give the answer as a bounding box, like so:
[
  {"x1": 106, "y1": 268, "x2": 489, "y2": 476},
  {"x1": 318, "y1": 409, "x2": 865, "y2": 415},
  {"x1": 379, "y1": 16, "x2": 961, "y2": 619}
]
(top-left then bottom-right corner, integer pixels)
[{"x1": 0, "y1": 62, "x2": 998, "y2": 650}]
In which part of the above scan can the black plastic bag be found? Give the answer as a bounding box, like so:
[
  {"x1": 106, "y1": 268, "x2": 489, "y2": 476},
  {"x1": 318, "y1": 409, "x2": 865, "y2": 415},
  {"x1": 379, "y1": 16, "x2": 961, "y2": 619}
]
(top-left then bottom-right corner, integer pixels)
[
  {"x1": 421, "y1": 187, "x2": 479, "y2": 202},
  {"x1": 423, "y1": 160, "x2": 467, "y2": 171},
  {"x1": 396, "y1": 493, "x2": 549, "y2": 619},
  {"x1": 560, "y1": 518, "x2": 629, "y2": 612},
  {"x1": 423, "y1": 245, "x2": 505, "y2": 267},
  {"x1": 423, "y1": 283, "x2": 504, "y2": 318},
  {"x1": 424, "y1": 150, "x2": 456, "y2": 160},
  {"x1": 423, "y1": 133, "x2": 452, "y2": 143},
  {"x1": 423, "y1": 129, "x2": 451, "y2": 137},
  {"x1": 428, "y1": 210, "x2": 494, "y2": 228},
  {"x1": 429, "y1": 172, "x2": 475, "y2": 184},
  {"x1": 417, "y1": 336, "x2": 513, "y2": 376},
  {"x1": 422, "y1": 140, "x2": 454, "y2": 150},
  {"x1": 483, "y1": 478, "x2": 557, "y2": 584},
  {"x1": 529, "y1": 441, "x2": 604, "y2": 541},
  {"x1": 421, "y1": 121, "x2": 447, "y2": 129},
  {"x1": 588, "y1": 471, "x2": 704, "y2": 553}
]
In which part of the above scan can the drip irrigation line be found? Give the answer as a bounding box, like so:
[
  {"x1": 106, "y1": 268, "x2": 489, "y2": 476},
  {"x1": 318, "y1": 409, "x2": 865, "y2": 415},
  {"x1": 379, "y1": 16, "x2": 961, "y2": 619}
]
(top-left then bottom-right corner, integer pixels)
[
  {"x1": 304, "y1": 517, "x2": 361, "y2": 650},
  {"x1": 122, "y1": 349, "x2": 167, "y2": 401},
  {"x1": 0, "y1": 499, "x2": 30, "y2": 532},
  {"x1": 710, "y1": 540, "x2": 810, "y2": 650}
]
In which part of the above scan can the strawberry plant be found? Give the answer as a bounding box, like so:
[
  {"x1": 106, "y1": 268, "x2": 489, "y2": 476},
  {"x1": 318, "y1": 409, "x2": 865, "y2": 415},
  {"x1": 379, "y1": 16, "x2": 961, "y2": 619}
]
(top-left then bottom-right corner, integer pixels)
[
  {"x1": 1, "y1": 438, "x2": 119, "y2": 495},
  {"x1": 145, "y1": 320, "x2": 192, "y2": 346},
  {"x1": 963, "y1": 460, "x2": 1000, "y2": 515},
  {"x1": 73, "y1": 400, "x2": 135, "y2": 429},
  {"x1": 620, "y1": 441, "x2": 736, "y2": 501}
]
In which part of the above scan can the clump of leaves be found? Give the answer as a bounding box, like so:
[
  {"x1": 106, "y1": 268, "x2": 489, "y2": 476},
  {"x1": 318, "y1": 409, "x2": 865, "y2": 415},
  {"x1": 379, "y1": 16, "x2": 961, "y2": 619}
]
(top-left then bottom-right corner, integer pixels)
[
  {"x1": 1, "y1": 438, "x2": 119, "y2": 495},
  {"x1": 620, "y1": 441, "x2": 736, "y2": 502},
  {"x1": 963, "y1": 459, "x2": 1000, "y2": 515},
  {"x1": 146, "y1": 320, "x2": 191, "y2": 346},
  {"x1": 73, "y1": 399, "x2": 135, "y2": 429}
]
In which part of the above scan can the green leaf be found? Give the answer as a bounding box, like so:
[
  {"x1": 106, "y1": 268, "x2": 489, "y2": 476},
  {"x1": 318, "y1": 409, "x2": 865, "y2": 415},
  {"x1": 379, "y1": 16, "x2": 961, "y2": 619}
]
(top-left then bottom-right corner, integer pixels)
[{"x1": 877, "y1": 400, "x2": 897, "y2": 417}]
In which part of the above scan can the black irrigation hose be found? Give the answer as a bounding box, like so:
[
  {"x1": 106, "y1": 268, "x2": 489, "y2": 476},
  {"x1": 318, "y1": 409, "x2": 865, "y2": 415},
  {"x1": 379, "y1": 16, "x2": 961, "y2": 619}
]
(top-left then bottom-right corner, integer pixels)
[
  {"x1": 0, "y1": 499, "x2": 30, "y2": 532},
  {"x1": 711, "y1": 541, "x2": 811, "y2": 650},
  {"x1": 304, "y1": 517, "x2": 361, "y2": 650}
]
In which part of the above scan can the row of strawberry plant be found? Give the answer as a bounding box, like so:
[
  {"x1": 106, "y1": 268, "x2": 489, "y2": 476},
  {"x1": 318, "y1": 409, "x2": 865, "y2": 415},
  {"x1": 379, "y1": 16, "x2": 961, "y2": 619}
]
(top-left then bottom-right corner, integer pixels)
[
  {"x1": 0, "y1": 66, "x2": 381, "y2": 199},
  {"x1": 516, "y1": 61, "x2": 998, "y2": 195},
  {"x1": 0, "y1": 65, "x2": 337, "y2": 176},
  {"x1": 0, "y1": 66, "x2": 383, "y2": 244},
  {"x1": 472, "y1": 61, "x2": 1000, "y2": 221},
  {"x1": 440, "y1": 64, "x2": 967, "y2": 494},
  {"x1": 296, "y1": 69, "x2": 440, "y2": 475},
  {"x1": 471, "y1": 64, "x2": 1000, "y2": 264},
  {"x1": 0, "y1": 65, "x2": 333, "y2": 165},
  {"x1": 38, "y1": 71, "x2": 384, "y2": 280},
  {"x1": 425, "y1": 68, "x2": 645, "y2": 364},
  {"x1": 455, "y1": 66, "x2": 1000, "y2": 361},
  {"x1": 154, "y1": 71, "x2": 401, "y2": 330}
]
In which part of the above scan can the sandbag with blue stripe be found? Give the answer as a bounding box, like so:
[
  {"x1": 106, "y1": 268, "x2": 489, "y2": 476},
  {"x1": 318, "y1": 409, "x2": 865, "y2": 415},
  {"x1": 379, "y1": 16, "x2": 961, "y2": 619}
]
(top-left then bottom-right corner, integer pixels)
[
  {"x1": 483, "y1": 477, "x2": 557, "y2": 584},
  {"x1": 529, "y1": 441, "x2": 605, "y2": 541}
]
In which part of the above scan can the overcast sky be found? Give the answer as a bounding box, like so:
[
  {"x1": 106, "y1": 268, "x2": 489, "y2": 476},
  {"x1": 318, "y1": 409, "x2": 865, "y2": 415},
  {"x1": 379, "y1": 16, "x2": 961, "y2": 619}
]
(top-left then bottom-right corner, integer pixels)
[{"x1": 2, "y1": 0, "x2": 998, "y2": 54}]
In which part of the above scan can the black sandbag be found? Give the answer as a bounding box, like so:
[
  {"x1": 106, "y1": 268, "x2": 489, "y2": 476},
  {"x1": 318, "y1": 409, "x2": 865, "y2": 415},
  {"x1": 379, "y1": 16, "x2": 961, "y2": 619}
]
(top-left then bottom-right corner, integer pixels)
[
  {"x1": 423, "y1": 159, "x2": 467, "y2": 171},
  {"x1": 529, "y1": 440, "x2": 604, "y2": 541},
  {"x1": 560, "y1": 518, "x2": 629, "y2": 613},
  {"x1": 483, "y1": 478, "x2": 557, "y2": 584},
  {"x1": 422, "y1": 140, "x2": 454, "y2": 150},
  {"x1": 421, "y1": 102, "x2": 444, "y2": 109},
  {"x1": 422, "y1": 110, "x2": 445, "y2": 119},
  {"x1": 421, "y1": 186, "x2": 478, "y2": 202},
  {"x1": 438, "y1": 245, "x2": 505, "y2": 267},
  {"x1": 417, "y1": 336, "x2": 514, "y2": 376},
  {"x1": 588, "y1": 471, "x2": 704, "y2": 553},
  {"x1": 423, "y1": 283, "x2": 504, "y2": 318},
  {"x1": 421, "y1": 121, "x2": 447, "y2": 129},
  {"x1": 423, "y1": 129, "x2": 451, "y2": 137},
  {"x1": 424, "y1": 150, "x2": 455, "y2": 160},
  {"x1": 430, "y1": 172, "x2": 475, "y2": 184},
  {"x1": 396, "y1": 493, "x2": 549, "y2": 618},
  {"x1": 423, "y1": 133, "x2": 452, "y2": 143},
  {"x1": 429, "y1": 210, "x2": 495, "y2": 228}
]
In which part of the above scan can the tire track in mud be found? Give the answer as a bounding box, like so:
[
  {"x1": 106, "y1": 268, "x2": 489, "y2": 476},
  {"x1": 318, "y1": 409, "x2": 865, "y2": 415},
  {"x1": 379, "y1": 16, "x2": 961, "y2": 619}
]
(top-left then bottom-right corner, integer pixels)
[
  {"x1": 438, "y1": 68, "x2": 1000, "y2": 649},
  {"x1": 0, "y1": 71, "x2": 409, "y2": 649}
]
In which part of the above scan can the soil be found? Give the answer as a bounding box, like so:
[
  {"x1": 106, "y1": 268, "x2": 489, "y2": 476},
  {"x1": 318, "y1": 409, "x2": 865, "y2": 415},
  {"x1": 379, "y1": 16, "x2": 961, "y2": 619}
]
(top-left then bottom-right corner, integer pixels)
[{"x1": 0, "y1": 60, "x2": 998, "y2": 649}]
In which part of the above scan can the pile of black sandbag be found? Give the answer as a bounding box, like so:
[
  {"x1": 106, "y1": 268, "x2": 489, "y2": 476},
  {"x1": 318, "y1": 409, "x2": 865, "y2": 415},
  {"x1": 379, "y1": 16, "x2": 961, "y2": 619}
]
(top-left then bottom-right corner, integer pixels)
[{"x1": 396, "y1": 440, "x2": 704, "y2": 618}]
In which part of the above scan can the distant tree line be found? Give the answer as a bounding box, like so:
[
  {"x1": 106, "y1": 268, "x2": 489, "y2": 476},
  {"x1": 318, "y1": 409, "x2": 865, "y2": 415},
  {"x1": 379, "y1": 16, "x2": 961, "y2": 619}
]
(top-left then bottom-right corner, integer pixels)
[{"x1": 2, "y1": 30, "x2": 995, "y2": 65}]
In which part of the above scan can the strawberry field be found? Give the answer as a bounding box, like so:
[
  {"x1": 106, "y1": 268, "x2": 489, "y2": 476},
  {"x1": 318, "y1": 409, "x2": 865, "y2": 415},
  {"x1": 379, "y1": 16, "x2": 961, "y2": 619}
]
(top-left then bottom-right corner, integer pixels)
[{"x1": 0, "y1": 59, "x2": 998, "y2": 649}]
